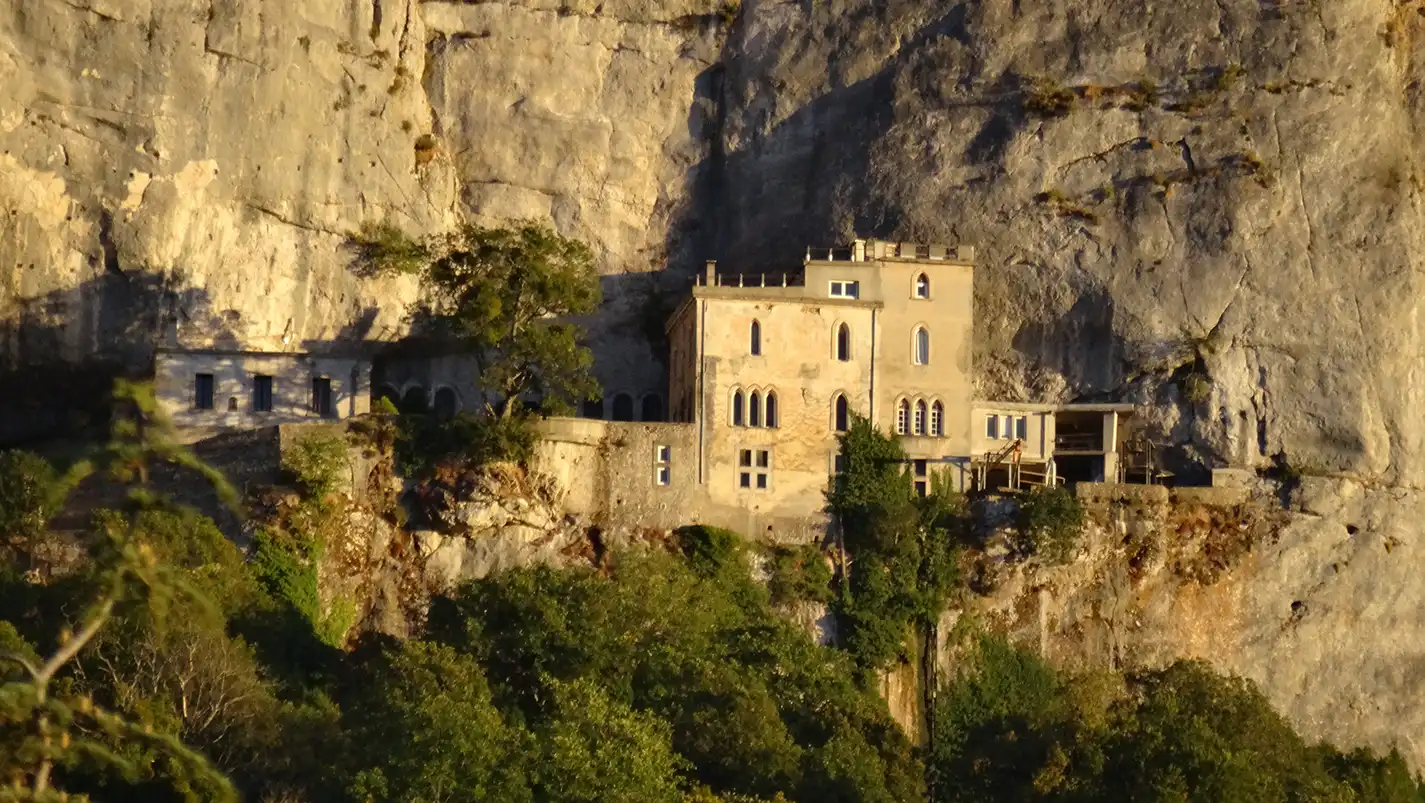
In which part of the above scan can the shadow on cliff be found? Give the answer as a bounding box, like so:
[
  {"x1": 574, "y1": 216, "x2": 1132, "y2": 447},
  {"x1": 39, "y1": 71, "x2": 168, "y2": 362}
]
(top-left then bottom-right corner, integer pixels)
[
  {"x1": 0, "y1": 270, "x2": 242, "y2": 447},
  {"x1": 663, "y1": 4, "x2": 1017, "y2": 275}
]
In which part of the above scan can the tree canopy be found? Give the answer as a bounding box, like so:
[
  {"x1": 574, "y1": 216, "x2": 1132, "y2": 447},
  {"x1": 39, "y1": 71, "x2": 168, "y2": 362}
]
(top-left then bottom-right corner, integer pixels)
[{"x1": 351, "y1": 220, "x2": 602, "y2": 416}]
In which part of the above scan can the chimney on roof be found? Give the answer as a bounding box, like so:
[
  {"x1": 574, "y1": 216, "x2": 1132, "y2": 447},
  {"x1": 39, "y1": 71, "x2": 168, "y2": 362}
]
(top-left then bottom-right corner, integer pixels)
[{"x1": 705, "y1": 260, "x2": 716, "y2": 284}]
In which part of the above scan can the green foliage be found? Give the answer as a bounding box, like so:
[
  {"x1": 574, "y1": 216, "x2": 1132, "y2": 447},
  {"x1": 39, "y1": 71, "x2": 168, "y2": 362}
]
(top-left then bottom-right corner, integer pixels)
[
  {"x1": 716, "y1": 0, "x2": 740, "y2": 24},
  {"x1": 675, "y1": 525, "x2": 745, "y2": 579},
  {"x1": 1011, "y1": 486, "x2": 1085, "y2": 563},
  {"x1": 348, "y1": 220, "x2": 603, "y2": 415},
  {"x1": 395, "y1": 410, "x2": 537, "y2": 477},
  {"x1": 344, "y1": 641, "x2": 530, "y2": 803},
  {"x1": 764, "y1": 544, "x2": 833, "y2": 606},
  {"x1": 0, "y1": 450, "x2": 63, "y2": 555},
  {"x1": 829, "y1": 415, "x2": 964, "y2": 670},
  {"x1": 1023, "y1": 77, "x2": 1076, "y2": 117},
  {"x1": 932, "y1": 637, "x2": 1425, "y2": 803},
  {"x1": 281, "y1": 428, "x2": 349, "y2": 498},
  {"x1": 349, "y1": 219, "x2": 430, "y2": 276}
]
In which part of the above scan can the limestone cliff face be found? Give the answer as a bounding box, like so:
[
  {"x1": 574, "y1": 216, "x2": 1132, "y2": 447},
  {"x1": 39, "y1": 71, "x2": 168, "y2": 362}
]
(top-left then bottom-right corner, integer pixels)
[{"x1": 6, "y1": 0, "x2": 1425, "y2": 770}]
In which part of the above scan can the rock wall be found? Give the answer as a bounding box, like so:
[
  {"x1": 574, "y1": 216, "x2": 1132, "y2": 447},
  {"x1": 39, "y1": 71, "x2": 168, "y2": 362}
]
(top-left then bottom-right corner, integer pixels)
[{"x1": 9, "y1": 0, "x2": 1425, "y2": 771}]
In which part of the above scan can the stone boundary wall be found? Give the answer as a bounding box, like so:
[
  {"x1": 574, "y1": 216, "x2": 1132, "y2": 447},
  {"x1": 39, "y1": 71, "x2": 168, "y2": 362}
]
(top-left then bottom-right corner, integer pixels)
[
  {"x1": 1074, "y1": 481, "x2": 1252, "y2": 509},
  {"x1": 1171, "y1": 486, "x2": 1250, "y2": 507}
]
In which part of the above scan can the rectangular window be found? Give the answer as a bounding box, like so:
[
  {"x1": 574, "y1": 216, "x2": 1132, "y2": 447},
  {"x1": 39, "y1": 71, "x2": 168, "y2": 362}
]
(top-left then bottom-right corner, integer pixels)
[
  {"x1": 739, "y1": 448, "x2": 771, "y2": 490},
  {"x1": 194, "y1": 373, "x2": 215, "y2": 410},
  {"x1": 914, "y1": 459, "x2": 928, "y2": 477},
  {"x1": 1002, "y1": 415, "x2": 1013, "y2": 439},
  {"x1": 1015, "y1": 416, "x2": 1028, "y2": 440},
  {"x1": 311, "y1": 377, "x2": 334, "y2": 418},
  {"x1": 828, "y1": 280, "x2": 861, "y2": 299},
  {"x1": 654, "y1": 444, "x2": 671, "y2": 487},
  {"x1": 832, "y1": 453, "x2": 847, "y2": 475},
  {"x1": 914, "y1": 479, "x2": 928, "y2": 498},
  {"x1": 253, "y1": 375, "x2": 274, "y2": 413},
  {"x1": 985, "y1": 415, "x2": 999, "y2": 439}
]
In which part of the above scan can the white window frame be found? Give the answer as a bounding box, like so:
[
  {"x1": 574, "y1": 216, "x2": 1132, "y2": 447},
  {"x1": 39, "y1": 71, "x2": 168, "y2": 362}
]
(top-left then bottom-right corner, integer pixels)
[
  {"x1": 654, "y1": 444, "x2": 671, "y2": 486},
  {"x1": 913, "y1": 326, "x2": 930, "y2": 365},
  {"x1": 930, "y1": 401, "x2": 943, "y2": 437},
  {"x1": 829, "y1": 280, "x2": 860, "y2": 299},
  {"x1": 896, "y1": 399, "x2": 909, "y2": 435},
  {"x1": 1001, "y1": 415, "x2": 1013, "y2": 440},
  {"x1": 1015, "y1": 416, "x2": 1028, "y2": 440},
  {"x1": 738, "y1": 447, "x2": 772, "y2": 491},
  {"x1": 985, "y1": 414, "x2": 999, "y2": 439},
  {"x1": 914, "y1": 273, "x2": 930, "y2": 299}
]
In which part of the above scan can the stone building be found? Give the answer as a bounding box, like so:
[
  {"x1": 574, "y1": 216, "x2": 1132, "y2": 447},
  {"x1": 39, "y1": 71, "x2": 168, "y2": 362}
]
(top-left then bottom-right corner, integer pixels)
[{"x1": 154, "y1": 347, "x2": 372, "y2": 443}]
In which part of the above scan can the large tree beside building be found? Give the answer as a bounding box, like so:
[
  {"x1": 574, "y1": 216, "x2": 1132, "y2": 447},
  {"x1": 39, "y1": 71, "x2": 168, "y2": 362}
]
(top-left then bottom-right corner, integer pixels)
[{"x1": 352, "y1": 220, "x2": 602, "y2": 417}]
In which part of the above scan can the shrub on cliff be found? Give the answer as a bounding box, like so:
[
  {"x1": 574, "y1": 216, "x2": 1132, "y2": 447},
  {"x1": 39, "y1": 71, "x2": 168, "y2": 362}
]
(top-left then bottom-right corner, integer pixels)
[
  {"x1": 1011, "y1": 485, "x2": 1085, "y2": 563},
  {"x1": 0, "y1": 449, "x2": 63, "y2": 557},
  {"x1": 281, "y1": 428, "x2": 349, "y2": 498}
]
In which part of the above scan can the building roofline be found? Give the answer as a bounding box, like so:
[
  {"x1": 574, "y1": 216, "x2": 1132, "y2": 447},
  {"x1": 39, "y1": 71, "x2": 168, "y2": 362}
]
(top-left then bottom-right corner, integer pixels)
[
  {"x1": 154, "y1": 346, "x2": 371, "y2": 360},
  {"x1": 973, "y1": 400, "x2": 1137, "y2": 413}
]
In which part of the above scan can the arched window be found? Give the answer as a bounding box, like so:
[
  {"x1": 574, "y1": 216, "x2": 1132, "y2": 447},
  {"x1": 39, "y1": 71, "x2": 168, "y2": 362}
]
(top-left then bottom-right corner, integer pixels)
[
  {"x1": 401, "y1": 386, "x2": 428, "y2": 415},
  {"x1": 833, "y1": 393, "x2": 849, "y2": 433},
  {"x1": 896, "y1": 399, "x2": 909, "y2": 435},
  {"x1": 765, "y1": 391, "x2": 778, "y2": 428},
  {"x1": 612, "y1": 393, "x2": 634, "y2": 421},
  {"x1": 915, "y1": 273, "x2": 930, "y2": 299},
  {"x1": 750, "y1": 320, "x2": 762, "y2": 356},
  {"x1": 641, "y1": 394, "x2": 663, "y2": 422},
  {"x1": 914, "y1": 400, "x2": 927, "y2": 435},
  {"x1": 375, "y1": 384, "x2": 400, "y2": 410},
  {"x1": 732, "y1": 390, "x2": 745, "y2": 427},
  {"x1": 931, "y1": 401, "x2": 944, "y2": 437},
  {"x1": 749, "y1": 390, "x2": 762, "y2": 427},
  {"x1": 914, "y1": 327, "x2": 930, "y2": 365},
  {"x1": 433, "y1": 387, "x2": 460, "y2": 419},
  {"x1": 582, "y1": 397, "x2": 604, "y2": 419},
  {"x1": 836, "y1": 323, "x2": 851, "y2": 362}
]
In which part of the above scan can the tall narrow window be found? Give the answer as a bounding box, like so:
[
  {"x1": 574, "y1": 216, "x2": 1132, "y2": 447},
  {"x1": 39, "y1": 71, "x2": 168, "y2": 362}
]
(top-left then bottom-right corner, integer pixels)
[
  {"x1": 765, "y1": 391, "x2": 779, "y2": 428},
  {"x1": 896, "y1": 399, "x2": 910, "y2": 435},
  {"x1": 833, "y1": 394, "x2": 849, "y2": 432},
  {"x1": 1015, "y1": 416, "x2": 1028, "y2": 440},
  {"x1": 194, "y1": 373, "x2": 215, "y2": 410},
  {"x1": 750, "y1": 320, "x2": 762, "y2": 356},
  {"x1": 253, "y1": 375, "x2": 274, "y2": 413},
  {"x1": 914, "y1": 400, "x2": 927, "y2": 435},
  {"x1": 931, "y1": 401, "x2": 944, "y2": 437},
  {"x1": 914, "y1": 327, "x2": 930, "y2": 365},
  {"x1": 1002, "y1": 415, "x2": 1013, "y2": 439},
  {"x1": 749, "y1": 391, "x2": 762, "y2": 427},
  {"x1": 311, "y1": 377, "x2": 334, "y2": 418},
  {"x1": 433, "y1": 387, "x2": 459, "y2": 419},
  {"x1": 986, "y1": 414, "x2": 999, "y2": 439},
  {"x1": 836, "y1": 323, "x2": 851, "y2": 362},
  {"x1": 641, "y1": 394, "x2": 663, "y2": 422},
  {"x1": 612, "y1": 393, "x2": 634, "y2": 422},
  {"x1": 732, "y1": 390, "x2": 745, "y2": 427},
  {"x1": 915, "y1": 273, "x2": 930, "y2": 298}
]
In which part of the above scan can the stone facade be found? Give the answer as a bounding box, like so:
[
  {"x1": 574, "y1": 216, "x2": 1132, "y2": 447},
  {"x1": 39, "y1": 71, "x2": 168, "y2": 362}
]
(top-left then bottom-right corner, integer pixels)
[{"x1": 155, "y1": 347, "x2": 371, "y2": 442}]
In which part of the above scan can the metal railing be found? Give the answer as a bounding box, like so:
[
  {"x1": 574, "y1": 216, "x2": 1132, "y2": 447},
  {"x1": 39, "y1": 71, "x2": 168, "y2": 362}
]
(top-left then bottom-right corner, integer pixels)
[{"x1": 696, "y1": 272, "x2": 805, "y2": 288}]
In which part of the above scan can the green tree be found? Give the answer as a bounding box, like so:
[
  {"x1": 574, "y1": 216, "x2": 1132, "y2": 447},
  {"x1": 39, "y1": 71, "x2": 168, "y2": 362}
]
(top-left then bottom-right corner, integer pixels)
[
  {"x1": 352, "y1": 220, "x2": 602, "y2": 416},
  {"x1": 343, "y1": 641, "x2": 531, "y2": 803},
  {"x1": 0, "y1": 450, "x2": 65, "y2": 561}
]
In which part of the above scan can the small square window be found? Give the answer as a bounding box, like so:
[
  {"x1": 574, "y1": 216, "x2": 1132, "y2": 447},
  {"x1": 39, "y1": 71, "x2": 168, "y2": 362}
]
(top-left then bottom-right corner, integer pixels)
[
  {"x1": 739, "y1": 449, "x2": 753, "y2": 467},
  {"x1": 656, "y1": 444, "x2": 671, "y2": 463},
  {"x1": 756, "y1": 474, "x2": 768, "y2": 489},
  {"x1": 739, "y1": 472, "x2": 752, "y2": 488},
  {"x1": 654, "y1": 444, "x2": 672, "y2": 487},
  {"x1": 657, "y1": 466, "x2": 671, "y2": 486},
  {"x1": 756, "y1": 450, "x2": 770, "y2": 468}
]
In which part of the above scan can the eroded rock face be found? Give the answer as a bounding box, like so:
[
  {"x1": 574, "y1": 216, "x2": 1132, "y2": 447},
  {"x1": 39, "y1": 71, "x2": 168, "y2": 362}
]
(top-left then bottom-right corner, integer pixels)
[{"x1": 7, "y1": 0, "x2": 1425, "y2": 770}]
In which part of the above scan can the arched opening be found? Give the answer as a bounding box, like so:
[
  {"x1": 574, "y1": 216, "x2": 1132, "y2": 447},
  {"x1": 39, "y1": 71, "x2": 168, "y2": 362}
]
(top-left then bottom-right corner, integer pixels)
[
  {"x1": 931, "y1": 401, "x2": 944, "y2": 436},
  {"x1": 914, "y1": 400, "x2": 927, "y2": 435},
  {"x1": 915, "y1": 273, "x2": 930, "y2": 299},
  {"x1": 612, "y1": 393, "x2": 635, "y2": 422},
  {"x1": 582, "y1": 397, "x2": 604, "y2": 419},
  {"x1": 375, "y1": 384, "x2": 400, "y2": 411},
  {"x1": 765, "y1": 391, "x2": 778, "y2": 428},
  {"x1": 836, "y1": 323, "x2": 851, "y2": 362},
  {"x1": 750, "y1": 320, "x2": 762, "y2": 356},
  {"x1": 641, "y1": 394, "x2": 663, "y2": 422},
  {"x1": 433, "y1": 387, "x2": 459, "y2": 419},
  {"x1": 914, "y1": 327, "x2": 930, "y2": 365},
  {"x1": 896, "y1": 399, "x2": 910, "y2": 435},
  {"x1": 749, "y1": 390, "x2": 762, "y2": 427},
  {"x1": 401, "y1": 386, "x2": 428, "y2": 415},
  {"x1": 732, "y1": 390, "x2": 745, "y2": 427},
  {"x1": 833, "y1": 394, "x2": 849, "y2": 432}
]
